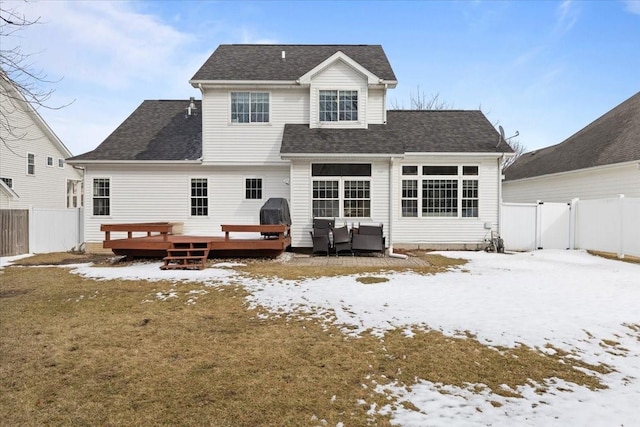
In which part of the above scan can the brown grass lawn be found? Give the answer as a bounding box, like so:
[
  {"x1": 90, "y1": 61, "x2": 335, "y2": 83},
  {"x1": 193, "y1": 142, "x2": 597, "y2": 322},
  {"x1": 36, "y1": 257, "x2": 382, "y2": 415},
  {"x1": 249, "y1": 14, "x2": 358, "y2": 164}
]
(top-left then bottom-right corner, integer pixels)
[{"x1": 0, "y1": 254, "x2": 609, "y2": 426}]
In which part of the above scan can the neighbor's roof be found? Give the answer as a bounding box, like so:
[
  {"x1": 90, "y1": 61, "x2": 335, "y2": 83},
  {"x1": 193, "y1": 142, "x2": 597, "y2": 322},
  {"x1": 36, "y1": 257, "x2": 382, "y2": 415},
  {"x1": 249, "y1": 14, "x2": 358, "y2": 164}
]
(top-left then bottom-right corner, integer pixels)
[
  {"x1": 505, "y1": 91, "x2": 640, "y2": 181},
  {"x1": 191, "y1": 44, "x2": 397, "y2": 82},
  {"x1": 281, "y1": 110, "x2": 511, "y2": 155},
  {"x1": 68, "y1": 100, "x2": 202, "y2": 161}
]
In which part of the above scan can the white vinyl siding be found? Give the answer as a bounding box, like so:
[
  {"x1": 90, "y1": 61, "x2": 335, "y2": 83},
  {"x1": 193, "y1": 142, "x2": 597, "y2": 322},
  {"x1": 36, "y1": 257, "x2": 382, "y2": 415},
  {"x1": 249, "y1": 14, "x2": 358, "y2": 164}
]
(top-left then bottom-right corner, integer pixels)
[
  {"x1": 82, "y1": 165, "x2": 289, "y2": 245},
  {"x1": 392, "y1": 156, "x2": 501, "y2": 246},
  {"x1": 367, "y1": 89, "x2": 385, "y2": 124},
  {"x1": 503, "y1": 163, "x2": 640, "y2": 203},
  {"x1": 201, "y1": 88, "x2": 307, "y2": 164},
  {"x1": 309, "y1": 60, "x2": 368, "y2": 129},
  {"x1": 0, "y1": 78, "x2": 82, "y2": 209}
]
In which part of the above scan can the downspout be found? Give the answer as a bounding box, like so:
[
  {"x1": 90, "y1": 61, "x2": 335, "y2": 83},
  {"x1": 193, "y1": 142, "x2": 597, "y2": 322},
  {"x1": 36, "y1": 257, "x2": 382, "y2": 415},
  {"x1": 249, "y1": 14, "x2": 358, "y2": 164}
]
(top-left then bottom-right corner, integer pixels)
[
  {"x1": 388, "y1": 156, "x2": 408, "y2": 259},
  {"x1": 73, "y1": 165, "x2": 86, "y2": 252},
  {"x1": 383, "y1": 84, "x2": 388, "y2": 123},
  {"x1": 498, "y1": 154, "x2": 504, "y2": 237}
]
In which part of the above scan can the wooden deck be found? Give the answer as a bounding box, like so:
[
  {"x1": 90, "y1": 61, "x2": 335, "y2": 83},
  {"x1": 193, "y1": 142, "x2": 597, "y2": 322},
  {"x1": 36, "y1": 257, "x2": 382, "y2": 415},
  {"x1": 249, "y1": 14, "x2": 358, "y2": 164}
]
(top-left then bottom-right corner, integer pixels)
[{"x1": 100, "y1": 223, "x2": 291, "y2": 260}]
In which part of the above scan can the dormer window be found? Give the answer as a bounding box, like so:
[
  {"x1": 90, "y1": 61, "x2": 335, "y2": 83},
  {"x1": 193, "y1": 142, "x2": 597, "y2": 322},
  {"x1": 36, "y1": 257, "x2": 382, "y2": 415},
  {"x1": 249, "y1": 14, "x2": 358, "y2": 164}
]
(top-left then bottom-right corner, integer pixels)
[
  {"x1": 231, "y1": 92, "x2": 269, "y2": 123},
  {"x1": 319, "y1": 90, "x2": 358, "y2": 122}
]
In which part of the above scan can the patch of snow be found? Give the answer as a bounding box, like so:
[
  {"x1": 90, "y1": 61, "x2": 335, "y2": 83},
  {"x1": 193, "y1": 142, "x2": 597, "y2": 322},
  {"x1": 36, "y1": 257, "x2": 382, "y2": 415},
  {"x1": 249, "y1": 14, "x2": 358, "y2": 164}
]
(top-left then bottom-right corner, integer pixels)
[
  {"x1": 0, "y1": 253, "x2": 33, "y2": 269},
  {"x1": 55, "y1": 249, "x2": 640, "y2": 425}
]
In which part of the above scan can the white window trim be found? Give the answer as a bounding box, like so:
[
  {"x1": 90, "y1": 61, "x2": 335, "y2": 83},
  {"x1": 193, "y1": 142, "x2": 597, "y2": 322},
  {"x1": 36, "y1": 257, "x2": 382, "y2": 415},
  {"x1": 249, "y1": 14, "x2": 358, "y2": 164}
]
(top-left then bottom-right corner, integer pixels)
[
  {"x1": 399, "y1": 164, "x2": 480, "y2": 219},
  {"x1": 189, "y1": 177, "x2": 209, "y2": 217},
  {"x1": 244, "y1": 177, "x2": 263, "y2": 200},
  {"x1": 46, "y1": 156, "x2": 54, "y2": 167},
  {"x1": 92, "y1": 177, "x2": 111, "y2": 217},
  {"x1": 58, "y1": 158, "x2": 65, "y2": 169},
  {"x1": 26, "y1": 152, "x2": 36, "y2": 176},
  {"x1": 318, "y1": 89, "x2": 360, "y2": 123},
  {"x1": 229, "y1": 91, "x2": 271, "y2": 125},
  {"x1": 311, "y1": 176, "x2": 372, "y2": 219}
]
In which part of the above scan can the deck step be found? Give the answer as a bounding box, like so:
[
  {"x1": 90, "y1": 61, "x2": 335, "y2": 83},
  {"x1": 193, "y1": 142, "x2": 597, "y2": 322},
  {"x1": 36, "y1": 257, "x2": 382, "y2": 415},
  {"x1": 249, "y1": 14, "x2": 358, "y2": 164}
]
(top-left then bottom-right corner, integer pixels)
[{"x1": 161, "y1": 241, "x2": 210, "y2": 270}]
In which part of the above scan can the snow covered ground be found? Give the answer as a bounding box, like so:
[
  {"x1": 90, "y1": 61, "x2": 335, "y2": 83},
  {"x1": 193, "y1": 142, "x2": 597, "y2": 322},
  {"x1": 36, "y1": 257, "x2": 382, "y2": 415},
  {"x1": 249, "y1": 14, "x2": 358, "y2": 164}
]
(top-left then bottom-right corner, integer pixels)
[{"x1": 3, "y1": 250, "x2": 639, "y2": 426}]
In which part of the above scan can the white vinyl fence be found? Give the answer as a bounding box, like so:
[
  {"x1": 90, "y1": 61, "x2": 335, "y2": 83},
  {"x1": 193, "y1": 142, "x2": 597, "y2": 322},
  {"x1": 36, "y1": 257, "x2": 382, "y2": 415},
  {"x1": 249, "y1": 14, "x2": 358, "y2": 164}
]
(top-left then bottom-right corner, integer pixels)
[
  {"x1": 29, "y1": 208, "x2": 84, "y2": 254},
  {"x1": 574, "y1": 196, "x2": 640, "y2": 258},
  {"x1": 501, "y1": 196, "x2": 640, "y2": 258}
]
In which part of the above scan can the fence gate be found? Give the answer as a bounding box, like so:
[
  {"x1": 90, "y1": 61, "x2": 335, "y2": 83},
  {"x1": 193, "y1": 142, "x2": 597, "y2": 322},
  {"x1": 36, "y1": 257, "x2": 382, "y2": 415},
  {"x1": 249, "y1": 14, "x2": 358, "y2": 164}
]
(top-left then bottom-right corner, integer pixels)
[
  {"x1": 537, "y1": 202, "x2": 571, "y2": 250},
  {"x1": 501, "y1": 202, "x2": 571, "y2": 251}
]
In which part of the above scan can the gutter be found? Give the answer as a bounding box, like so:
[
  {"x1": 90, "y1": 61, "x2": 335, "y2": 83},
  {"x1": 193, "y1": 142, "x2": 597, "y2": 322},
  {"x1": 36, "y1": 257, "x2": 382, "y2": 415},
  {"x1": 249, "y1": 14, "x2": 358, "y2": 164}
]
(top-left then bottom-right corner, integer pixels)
[
  {"x1": 281, "y1": 153, "x2": 404, "y2": 160},
  {"x1": 387, "y1": 156, "x2": 408, "y2": 259}
]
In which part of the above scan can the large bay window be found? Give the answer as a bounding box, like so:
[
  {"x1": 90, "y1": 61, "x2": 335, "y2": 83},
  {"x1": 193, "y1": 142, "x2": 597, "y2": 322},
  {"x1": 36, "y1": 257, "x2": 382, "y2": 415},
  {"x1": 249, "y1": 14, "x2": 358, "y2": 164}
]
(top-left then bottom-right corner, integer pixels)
[
  {"x1": 401, "y1": 165, "x2": 479, "y2": 218},
  {"x1": 312, "y1": 163, "x2": 371, "y2": 218},
  {"x1": 231, "y1": 92, "x2": 269, "y2": 123},
  {"x1": 319, "y1": 90, "x2": 358, "y2": 122}
]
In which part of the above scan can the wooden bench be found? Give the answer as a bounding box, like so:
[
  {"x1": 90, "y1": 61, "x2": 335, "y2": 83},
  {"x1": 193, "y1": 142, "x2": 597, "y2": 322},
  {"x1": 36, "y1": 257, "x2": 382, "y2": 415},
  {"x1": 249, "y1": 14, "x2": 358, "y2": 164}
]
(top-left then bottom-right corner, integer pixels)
[{"x1": 101, "y1": 222, "x2": 174, "y2": 243}]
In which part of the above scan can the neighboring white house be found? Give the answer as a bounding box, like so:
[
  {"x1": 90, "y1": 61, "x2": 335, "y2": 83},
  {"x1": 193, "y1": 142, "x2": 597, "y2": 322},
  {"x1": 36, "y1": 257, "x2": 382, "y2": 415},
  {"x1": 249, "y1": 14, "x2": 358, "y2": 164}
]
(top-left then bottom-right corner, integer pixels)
[
  {"x1": 503, "y1": 91, "x2": 640, "y2": 203},
  {"x1": 0, "y1": 74, "x2": 83, "y2": 210},
  {"x1": 68, "y1": 44, "x2": 513, "y2": 253}
]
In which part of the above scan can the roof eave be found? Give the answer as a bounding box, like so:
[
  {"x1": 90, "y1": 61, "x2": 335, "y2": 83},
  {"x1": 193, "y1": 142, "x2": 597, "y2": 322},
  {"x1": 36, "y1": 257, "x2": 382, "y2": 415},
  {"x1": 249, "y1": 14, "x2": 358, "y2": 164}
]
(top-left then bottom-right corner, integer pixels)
[
  {"x1": 505, "y1": 159, "x2": 640, "y2": 183},
  {"x1": 404, "y1": 152, "x2": 512, "y2": 157},
  {"x1": 281, "y1": 152, "x2": 402, "y2": 159},
  {"x1": 190, "y1": 79, "x2": 299, "y2": 88},
  {"x1": 66, "y1": 159, "x2": 203, "y2": 165}
]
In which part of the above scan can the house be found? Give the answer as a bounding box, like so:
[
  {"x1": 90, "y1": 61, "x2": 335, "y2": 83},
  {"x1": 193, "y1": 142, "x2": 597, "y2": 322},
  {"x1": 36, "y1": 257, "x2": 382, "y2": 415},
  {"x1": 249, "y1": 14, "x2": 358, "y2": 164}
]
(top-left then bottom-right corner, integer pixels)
[
  {"x1": 68, "y1": 44, "x2": 513, "y2": 253},
  {"x1": 0, "y1": 74, "x2": 83, "y2": 210},
  {"x1": 503, "y1": 91, "x2": 640, "y2": 203}
]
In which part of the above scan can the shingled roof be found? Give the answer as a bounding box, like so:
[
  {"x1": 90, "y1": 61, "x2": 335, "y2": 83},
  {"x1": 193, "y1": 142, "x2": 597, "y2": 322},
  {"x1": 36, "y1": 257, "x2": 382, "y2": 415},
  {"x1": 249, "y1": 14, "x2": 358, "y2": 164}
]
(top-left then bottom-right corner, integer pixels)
[
  {"x1": 281, "y1": 110, "x2": 511, "y2": 155},
  {"x1": 68, "y1": 100, "x2": 202, "y2": 161},
  {"x1": 191, "y1": 44, "x2": 397, "y2": 82},
  {"x1": 505, "y1": 91, "x2": 640, "y2": 181},
  {"x1": 70, "y1": 107, "x2": 509, "y2": 162}
]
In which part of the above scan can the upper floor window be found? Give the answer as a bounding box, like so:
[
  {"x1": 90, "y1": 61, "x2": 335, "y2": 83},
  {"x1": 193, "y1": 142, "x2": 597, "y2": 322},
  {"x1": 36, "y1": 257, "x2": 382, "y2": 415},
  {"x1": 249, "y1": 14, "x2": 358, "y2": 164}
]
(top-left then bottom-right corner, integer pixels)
[
  {"x1": 26, "y1": 153, "x2": 35, "y2": 176},
  {"x1": 58, "y1": 158, "x2": 65, "y2": 168},
  {"x1": 319, "y1": 90, "x2": 358, "y2": 122},
  {"x1": 231, "y1": 92, "x2": 269, "y2": 123},
  {"x1": 46, "y1": 156, "x2": 54, "y2": 167}
]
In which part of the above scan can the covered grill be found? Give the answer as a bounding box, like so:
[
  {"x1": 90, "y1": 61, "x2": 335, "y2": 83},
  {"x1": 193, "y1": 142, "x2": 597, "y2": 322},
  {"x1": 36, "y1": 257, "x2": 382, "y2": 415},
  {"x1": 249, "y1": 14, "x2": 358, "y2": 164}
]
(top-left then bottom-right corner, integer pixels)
[{"x1": 259, "y1": 198, "x2": 291, "y2": 238}]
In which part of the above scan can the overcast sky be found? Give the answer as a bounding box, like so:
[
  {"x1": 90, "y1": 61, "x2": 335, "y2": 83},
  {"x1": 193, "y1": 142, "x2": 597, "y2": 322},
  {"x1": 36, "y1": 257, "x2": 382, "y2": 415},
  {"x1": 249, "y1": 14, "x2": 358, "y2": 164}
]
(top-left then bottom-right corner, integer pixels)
[{"x1": 4, "y1": 0, "x2": 640, "y2": 156}]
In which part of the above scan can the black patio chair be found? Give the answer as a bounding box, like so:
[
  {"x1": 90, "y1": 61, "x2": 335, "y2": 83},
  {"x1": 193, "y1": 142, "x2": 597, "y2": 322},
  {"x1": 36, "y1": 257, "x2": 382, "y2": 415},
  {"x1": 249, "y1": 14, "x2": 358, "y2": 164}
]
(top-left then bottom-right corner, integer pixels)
[
  {"x1": 351, "y1": 222, "x2": 385, "y2": 256},
  {"x1": 332, "y1": 224, "x2": 352, "y2": 256},
  {"x1": 309, "y1": 218, "x2": 334, "y2": 256}
]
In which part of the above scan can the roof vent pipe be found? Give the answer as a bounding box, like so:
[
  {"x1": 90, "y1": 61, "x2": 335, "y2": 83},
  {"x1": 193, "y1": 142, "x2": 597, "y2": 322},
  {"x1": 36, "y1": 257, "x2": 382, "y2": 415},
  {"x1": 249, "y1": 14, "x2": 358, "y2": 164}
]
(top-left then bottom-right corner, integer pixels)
[
  {"x1": 281, "y1": 50, "x2": 286, "y2": 60},
  {"x1": 185, "y1": 96, "x2": 197, "y2": 117}
]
